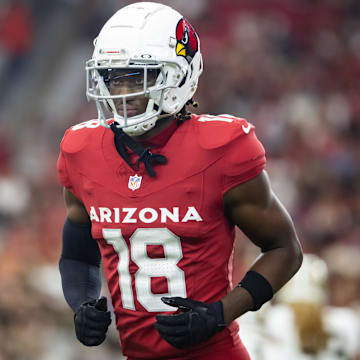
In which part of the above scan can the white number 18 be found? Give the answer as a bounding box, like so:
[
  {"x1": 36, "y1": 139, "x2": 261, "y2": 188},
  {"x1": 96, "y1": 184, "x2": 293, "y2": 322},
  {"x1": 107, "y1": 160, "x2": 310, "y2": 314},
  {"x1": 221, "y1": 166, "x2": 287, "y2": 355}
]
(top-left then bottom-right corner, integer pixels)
[{"x1": 102, "y1": 228, "x2": 187, "y2": 312}]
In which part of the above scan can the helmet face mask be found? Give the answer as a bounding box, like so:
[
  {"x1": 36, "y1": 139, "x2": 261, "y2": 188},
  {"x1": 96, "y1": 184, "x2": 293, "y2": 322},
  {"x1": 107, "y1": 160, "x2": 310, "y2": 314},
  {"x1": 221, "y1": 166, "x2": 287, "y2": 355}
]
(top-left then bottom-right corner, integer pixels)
[
  {"x1": 86, "y1": 60, "x2": 169, "y2": 134},
  {"x1": 86, "y1": 2, "x2": 203, "y2": 136}
]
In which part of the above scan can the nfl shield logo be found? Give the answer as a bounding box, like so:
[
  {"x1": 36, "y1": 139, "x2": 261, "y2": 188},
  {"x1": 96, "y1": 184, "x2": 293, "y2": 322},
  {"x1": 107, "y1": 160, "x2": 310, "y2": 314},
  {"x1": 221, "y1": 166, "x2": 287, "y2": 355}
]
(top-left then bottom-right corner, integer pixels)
[{"x1": 128, "y1": 174, "x2": 142, "y2": 191}]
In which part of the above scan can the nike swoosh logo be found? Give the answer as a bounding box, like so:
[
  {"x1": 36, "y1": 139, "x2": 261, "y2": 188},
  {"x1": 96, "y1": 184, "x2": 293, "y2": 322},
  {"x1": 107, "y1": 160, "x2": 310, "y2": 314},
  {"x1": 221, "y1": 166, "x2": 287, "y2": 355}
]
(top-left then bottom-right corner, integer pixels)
[{"x1": 242, "y1": 123, "x2": 251, "y2": 134}]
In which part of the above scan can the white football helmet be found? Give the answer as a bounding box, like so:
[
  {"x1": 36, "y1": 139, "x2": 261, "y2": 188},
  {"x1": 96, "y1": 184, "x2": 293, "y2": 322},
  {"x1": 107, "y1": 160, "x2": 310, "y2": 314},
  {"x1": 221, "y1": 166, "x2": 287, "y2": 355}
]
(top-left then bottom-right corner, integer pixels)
[{"x1": 86, "y1": 2, "x2": 203, "y2": 136}]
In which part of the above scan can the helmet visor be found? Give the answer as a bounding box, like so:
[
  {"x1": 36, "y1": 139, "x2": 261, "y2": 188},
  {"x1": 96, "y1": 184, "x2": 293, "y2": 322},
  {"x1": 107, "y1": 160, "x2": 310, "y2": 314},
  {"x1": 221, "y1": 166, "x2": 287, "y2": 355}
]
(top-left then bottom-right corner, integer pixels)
[
  {"x1": 100, "y1": 68, "x2": 159, "y2": 95},
  {"x1": 86, "y1": 61, "x2": 164, "y2": 100}
]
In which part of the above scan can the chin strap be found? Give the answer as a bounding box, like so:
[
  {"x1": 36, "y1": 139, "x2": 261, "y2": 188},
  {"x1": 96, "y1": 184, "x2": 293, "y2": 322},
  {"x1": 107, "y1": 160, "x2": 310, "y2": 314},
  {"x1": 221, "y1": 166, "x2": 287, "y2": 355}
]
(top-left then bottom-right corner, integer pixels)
[{"x1": 110, "y1": 122, "x2": 167, "y2": 177}]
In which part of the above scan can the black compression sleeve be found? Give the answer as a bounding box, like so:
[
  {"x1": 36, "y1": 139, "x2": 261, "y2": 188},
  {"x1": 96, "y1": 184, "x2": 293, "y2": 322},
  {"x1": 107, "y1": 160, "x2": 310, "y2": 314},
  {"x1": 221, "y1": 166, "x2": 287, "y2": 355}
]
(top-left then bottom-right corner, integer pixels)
[
  {"x1": 59, "y1": 258, "x2": 102, "y2": 312},
  {"x1": 60, "y1": 218, "x2": 101, "y2": 266},
  {"x1": 59, "y1": 218, "x2": 102, "y2": 312}
]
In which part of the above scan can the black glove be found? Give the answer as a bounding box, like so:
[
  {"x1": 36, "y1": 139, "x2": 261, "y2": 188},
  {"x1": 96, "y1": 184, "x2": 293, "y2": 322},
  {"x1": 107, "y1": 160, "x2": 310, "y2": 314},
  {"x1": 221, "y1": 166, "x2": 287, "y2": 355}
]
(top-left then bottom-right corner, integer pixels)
[
  {"x1": 154, "y1": 297, "x2": 226, "y2": 349},
  {"x1": 74, "y1": 296, "x2": 112, "y2": 346}
]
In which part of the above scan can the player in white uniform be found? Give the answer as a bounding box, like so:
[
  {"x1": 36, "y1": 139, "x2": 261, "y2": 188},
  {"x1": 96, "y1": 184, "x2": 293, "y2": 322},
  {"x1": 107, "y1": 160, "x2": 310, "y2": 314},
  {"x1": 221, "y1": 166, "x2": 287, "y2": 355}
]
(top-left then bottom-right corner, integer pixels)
[{"x1": 239, "y1": 254, "x2": 360, "y2": 360}]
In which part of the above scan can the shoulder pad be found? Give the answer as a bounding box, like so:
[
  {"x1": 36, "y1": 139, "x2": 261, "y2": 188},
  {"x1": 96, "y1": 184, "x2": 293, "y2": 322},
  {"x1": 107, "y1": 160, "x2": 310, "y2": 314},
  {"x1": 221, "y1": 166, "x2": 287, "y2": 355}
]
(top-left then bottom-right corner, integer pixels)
[
  {"x1": 193, "y1": 114, "x2": 255, "y2": 149},
  {"x1": 60, "y1": 119, "x2": 105, "y2": 154}
]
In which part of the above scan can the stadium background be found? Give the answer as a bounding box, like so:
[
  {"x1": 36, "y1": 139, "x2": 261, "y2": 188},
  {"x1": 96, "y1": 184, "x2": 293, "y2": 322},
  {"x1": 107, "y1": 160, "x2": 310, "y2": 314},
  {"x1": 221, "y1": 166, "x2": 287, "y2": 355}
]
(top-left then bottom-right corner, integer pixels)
[{"x1": 0, "y1": 0, "x2": 359, "y2": 359}]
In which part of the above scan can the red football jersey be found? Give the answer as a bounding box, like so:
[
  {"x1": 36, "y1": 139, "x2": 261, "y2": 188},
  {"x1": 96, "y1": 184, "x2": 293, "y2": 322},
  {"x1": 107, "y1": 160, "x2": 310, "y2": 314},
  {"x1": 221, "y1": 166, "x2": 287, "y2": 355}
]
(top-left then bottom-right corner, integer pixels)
[{"x1": 57, "y1": 114, "x2": 266, "y2": 359}]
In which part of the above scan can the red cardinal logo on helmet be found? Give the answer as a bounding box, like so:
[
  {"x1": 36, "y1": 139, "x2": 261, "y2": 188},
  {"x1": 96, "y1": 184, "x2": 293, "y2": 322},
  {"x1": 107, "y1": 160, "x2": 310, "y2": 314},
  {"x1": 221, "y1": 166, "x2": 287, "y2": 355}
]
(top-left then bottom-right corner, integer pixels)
[{"x1": 175, "y1": 18, "x2": 199, "y2": 64}]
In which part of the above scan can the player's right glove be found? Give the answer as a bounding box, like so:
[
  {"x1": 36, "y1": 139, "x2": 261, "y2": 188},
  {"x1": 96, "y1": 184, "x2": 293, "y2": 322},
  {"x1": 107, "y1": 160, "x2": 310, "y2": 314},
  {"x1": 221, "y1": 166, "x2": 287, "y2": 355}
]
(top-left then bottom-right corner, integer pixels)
[{"x1": 74, "y1": 296, "x2": 112, "y2": 346}]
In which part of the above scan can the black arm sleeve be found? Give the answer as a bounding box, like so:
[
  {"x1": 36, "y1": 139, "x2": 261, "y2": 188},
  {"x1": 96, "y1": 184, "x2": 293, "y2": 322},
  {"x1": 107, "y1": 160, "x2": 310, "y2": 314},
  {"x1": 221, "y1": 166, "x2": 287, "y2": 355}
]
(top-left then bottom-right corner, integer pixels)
[{"x1": 59, "y1": 218, "x2": 102, "y2": 312}]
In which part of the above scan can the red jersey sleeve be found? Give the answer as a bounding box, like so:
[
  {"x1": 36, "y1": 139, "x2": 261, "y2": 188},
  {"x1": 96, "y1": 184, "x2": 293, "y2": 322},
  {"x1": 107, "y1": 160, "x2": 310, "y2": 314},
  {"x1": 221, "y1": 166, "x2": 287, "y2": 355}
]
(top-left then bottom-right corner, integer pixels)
[
  {"x1": 56, "y1": 128, "x2": 84, "y2": 201},
  {"x1": 221, "y1": 125, "x2": 266, "y2": 195},
  {"x1": 57, "y1": 151, "x2": 72, "y2": 189}
]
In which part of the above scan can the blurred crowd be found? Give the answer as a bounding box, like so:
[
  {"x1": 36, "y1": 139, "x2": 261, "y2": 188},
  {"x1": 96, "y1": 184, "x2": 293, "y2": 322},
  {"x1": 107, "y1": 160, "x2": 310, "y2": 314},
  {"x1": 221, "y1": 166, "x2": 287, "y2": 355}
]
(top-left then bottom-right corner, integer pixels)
[{"x1": 0, "y1": 0, "x2": 359, "y2": 359}]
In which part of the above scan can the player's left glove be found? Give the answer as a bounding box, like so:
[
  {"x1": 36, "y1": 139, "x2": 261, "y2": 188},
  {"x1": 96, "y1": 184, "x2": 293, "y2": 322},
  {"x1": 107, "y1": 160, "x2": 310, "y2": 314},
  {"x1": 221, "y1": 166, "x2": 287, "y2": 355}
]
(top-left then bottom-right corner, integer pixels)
[{"x1": 154, "y1": 297, "x2": 226, "y2": 349}]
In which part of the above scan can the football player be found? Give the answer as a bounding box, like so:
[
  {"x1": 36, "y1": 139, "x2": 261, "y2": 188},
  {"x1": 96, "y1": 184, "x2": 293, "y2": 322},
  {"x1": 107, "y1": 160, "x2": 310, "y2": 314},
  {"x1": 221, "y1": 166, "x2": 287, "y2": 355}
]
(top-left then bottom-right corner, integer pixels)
[{"x1": 57, "y1": 2, "x2": 303, "y2": 360}]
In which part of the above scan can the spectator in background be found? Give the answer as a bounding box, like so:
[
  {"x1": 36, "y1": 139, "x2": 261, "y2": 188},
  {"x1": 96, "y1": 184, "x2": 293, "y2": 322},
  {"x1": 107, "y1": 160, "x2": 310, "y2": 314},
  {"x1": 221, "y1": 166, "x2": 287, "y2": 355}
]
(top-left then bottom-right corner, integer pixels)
[
  {"x1": 0, "y1": 0, "x2": 33, "y2": 105},
  {"x1": 0, "y1": 134, "x2": 30, "y2": 235}
]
